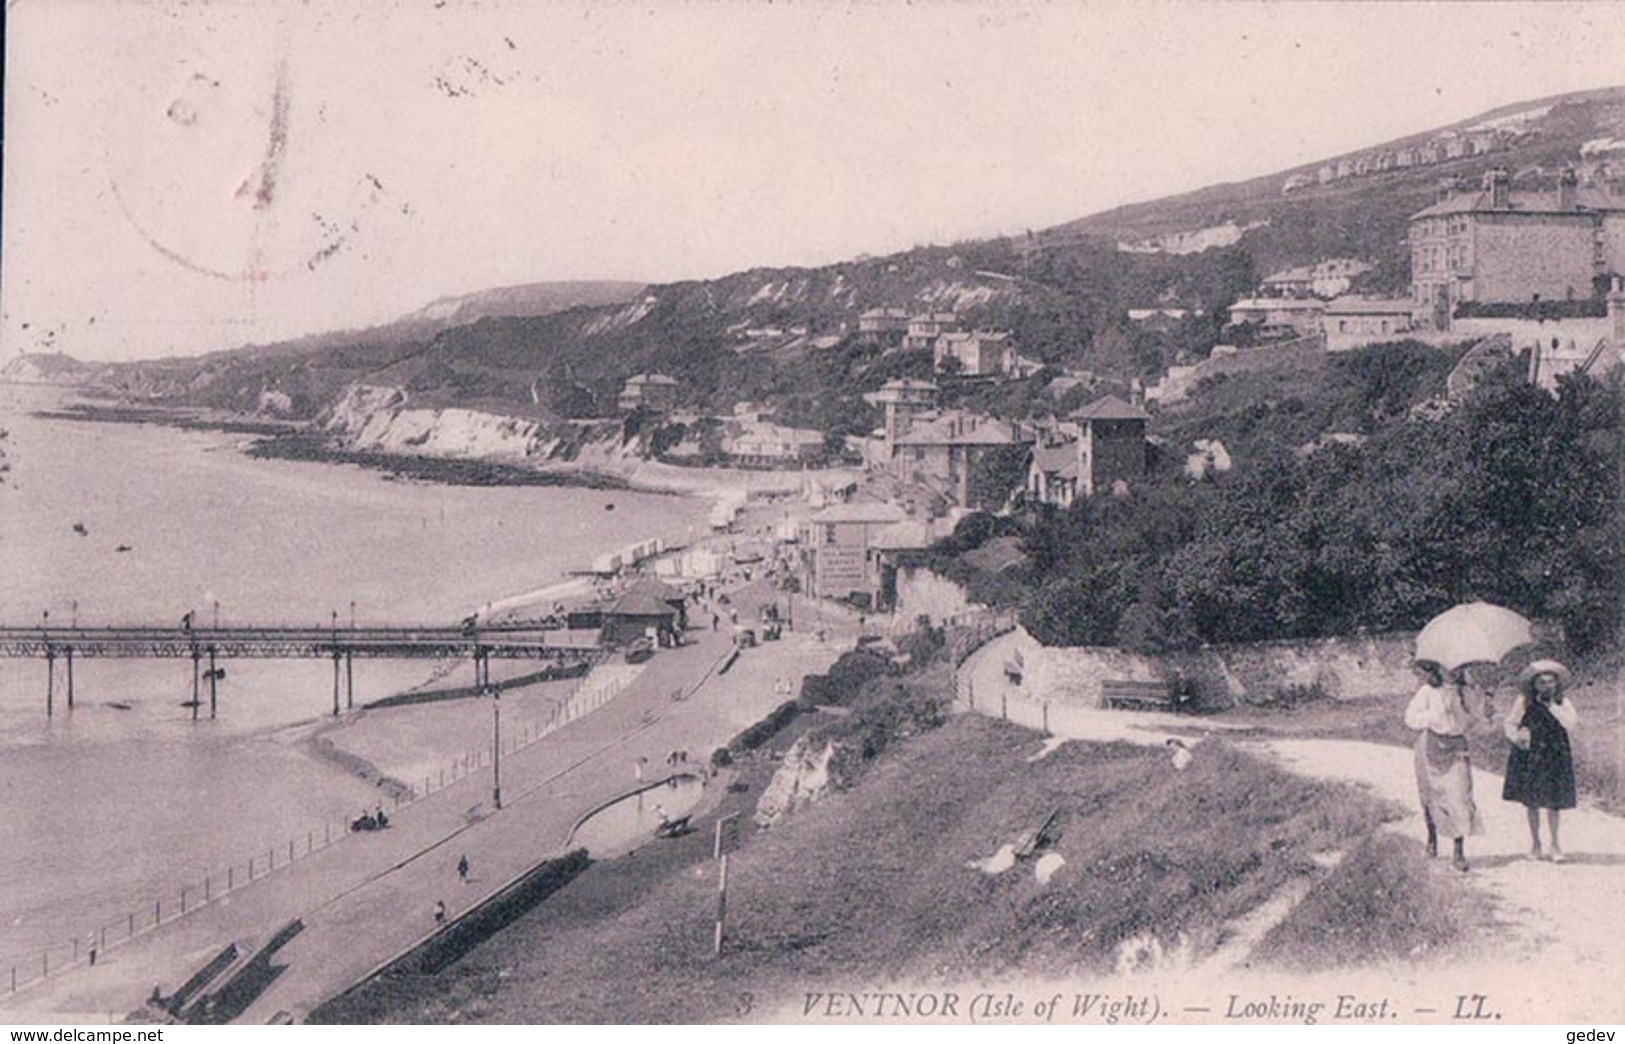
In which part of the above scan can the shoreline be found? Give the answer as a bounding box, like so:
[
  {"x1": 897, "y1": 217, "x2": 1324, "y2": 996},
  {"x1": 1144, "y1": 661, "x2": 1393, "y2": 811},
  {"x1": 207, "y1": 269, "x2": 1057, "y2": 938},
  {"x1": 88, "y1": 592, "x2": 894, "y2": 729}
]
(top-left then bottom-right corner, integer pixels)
[
  {"x1": 245, "y1": 432, "x2": 638, "y2": 492},
  {"x1": 32, "y1": 397, "x2": 853, "y2": 502},
  {"x1": 307, "y1": 712, "x2": 415, "y2": 800}
]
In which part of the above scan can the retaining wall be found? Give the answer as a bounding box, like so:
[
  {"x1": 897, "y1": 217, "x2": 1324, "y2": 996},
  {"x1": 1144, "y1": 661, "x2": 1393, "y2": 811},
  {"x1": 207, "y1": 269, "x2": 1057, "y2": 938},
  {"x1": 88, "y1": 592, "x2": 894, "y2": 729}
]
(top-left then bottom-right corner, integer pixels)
[{"x1": 996, "y1": 627, "x2": 1426, "y2": 708}]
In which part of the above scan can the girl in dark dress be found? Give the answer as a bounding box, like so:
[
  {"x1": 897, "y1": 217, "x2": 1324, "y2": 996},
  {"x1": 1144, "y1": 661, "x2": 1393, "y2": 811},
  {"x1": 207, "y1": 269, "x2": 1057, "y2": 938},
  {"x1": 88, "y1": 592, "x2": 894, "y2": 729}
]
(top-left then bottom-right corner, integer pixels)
[{"x1": 1502, "y1": 660, "x2": 1579, "y2": 862}]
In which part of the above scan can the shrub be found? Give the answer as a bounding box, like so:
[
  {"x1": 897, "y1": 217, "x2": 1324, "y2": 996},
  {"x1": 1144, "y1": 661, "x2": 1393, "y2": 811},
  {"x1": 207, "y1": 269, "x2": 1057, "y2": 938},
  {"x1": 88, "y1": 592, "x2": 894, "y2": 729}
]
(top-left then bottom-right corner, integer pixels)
[
  {"x1": 798, "y1": 649, "x2": 888, "y2": 708},
  {"x1": 896, "y1": 620, "x2": 946, "y2": 666},
  {"x1": 728, "y1": 700, "x2": 802, "y2": 754}
]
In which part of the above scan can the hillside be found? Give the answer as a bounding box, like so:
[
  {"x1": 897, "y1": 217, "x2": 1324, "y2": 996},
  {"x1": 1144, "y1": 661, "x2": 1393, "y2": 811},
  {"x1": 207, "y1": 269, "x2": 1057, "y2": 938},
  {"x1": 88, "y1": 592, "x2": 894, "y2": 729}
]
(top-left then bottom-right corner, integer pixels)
[
  {"x1": 43, "y1": 86, "x2": 1625, "y2": 430},
  {"x1": 1045, "y1": 86, "x2": 1625, "y2": 290},
  {"x1": 0, "y1": 352, "x2": 100, "y2": 385},
  {"x1": 70, "y1": 280, "x2": 646, "y2": 416}
]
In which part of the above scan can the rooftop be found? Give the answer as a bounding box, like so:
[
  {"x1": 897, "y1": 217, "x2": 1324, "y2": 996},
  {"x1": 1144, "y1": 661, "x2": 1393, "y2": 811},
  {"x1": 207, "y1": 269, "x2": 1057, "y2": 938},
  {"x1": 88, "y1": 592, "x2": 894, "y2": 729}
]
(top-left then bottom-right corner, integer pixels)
[
  {"x1": 625, "y1": 576, "x2": 685, "y2": 603},
  {"x1": 893, "y1": 411, "x2": 1023, "y2": 446},
  {"x1": 1411, "y1": 186, "x2": 1625, "y2": 220},
  {"x1": 1071, "y1": 394, "x2": 1151, "y2": 422},
  {"x1": 1229, "y1": 297, "x2": 1328, "y2": 312},
  {"x1": 1325, "y1": 296, "x2": 1416, "y2": 315},
  {"x1": 606, "y1": 592, "x2": 677, "y2": 617},
  {"x1": 809, "y1": 501, "x2": 909, "y2": 525},
  {"x1": 1031, "y1": 442, "x2": 1080, "y2": 478}
]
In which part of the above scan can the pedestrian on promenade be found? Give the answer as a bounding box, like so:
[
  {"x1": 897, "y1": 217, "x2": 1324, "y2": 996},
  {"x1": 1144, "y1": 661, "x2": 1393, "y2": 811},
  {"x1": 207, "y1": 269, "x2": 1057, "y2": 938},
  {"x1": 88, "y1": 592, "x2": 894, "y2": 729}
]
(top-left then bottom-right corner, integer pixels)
[
  {"x1": 434, "y1": 900, "x2": 447, "y2": 926},
  {"x1": 1502, "y1": 660, "x2": 1579, "y2": 862},
  {"x1": 1404, "y1": 660, "x2": 1485, "y2": 872},
  {"x1": 712, "y1": 611, "x2": 719, "y2": 631},
  {"x1": 457, "y1": 854, "x2": 470, "y2": 882}
]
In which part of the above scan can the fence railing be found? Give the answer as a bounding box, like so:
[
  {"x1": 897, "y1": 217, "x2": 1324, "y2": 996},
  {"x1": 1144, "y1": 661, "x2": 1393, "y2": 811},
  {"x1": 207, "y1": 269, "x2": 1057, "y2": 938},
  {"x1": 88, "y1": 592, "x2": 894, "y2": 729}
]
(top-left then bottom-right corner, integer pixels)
[
  {"x1": 2, "y1": 666, "x2": 634, "y2": 998},
  {"x1": 947, "y1": 608, "x2": 1020, "y2": 668}
]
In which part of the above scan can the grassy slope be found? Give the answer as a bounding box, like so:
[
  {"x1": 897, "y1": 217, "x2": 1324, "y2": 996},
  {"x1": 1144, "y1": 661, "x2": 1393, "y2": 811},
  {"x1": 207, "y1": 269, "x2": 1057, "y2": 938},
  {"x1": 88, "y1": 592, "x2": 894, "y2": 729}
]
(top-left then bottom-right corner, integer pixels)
[{"x1": 314, "y1": 706, "x2": 1496, "y2": 1025}]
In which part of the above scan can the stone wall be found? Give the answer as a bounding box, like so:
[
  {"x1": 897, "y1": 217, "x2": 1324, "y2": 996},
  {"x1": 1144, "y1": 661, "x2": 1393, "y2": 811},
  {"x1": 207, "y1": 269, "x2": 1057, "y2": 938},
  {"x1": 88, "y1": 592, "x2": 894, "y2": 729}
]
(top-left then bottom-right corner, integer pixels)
[
  {"x1": 996, "y1": 627, "x2": 1425, "y2": 708},
  {"x1": 1451, "y1": 315, "x2": 1612, "y2": 353}
]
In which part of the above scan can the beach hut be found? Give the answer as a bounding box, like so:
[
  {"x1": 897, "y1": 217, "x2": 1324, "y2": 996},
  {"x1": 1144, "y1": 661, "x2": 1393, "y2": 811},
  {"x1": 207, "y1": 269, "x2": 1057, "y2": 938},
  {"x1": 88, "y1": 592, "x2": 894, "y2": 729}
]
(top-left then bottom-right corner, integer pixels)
[{"x1": 601, "y1": 591, "x2": 679, "y2": 647}]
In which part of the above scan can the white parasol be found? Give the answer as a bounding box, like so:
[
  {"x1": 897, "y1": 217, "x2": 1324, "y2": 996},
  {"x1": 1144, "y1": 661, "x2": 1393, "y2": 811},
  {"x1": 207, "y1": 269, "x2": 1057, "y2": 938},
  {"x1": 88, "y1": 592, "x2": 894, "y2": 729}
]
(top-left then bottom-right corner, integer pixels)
[{"x1": 1414, "y1": 601, "x2": 1534, "y2": 672}]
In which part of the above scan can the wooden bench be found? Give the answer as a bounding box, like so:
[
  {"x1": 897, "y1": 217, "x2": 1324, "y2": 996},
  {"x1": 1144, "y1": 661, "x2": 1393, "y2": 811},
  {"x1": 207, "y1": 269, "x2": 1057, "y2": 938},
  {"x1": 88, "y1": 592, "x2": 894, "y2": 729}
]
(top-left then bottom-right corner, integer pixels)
[{"x1": 1102, "y1": 679, "x2": 1180, "y2": 712}]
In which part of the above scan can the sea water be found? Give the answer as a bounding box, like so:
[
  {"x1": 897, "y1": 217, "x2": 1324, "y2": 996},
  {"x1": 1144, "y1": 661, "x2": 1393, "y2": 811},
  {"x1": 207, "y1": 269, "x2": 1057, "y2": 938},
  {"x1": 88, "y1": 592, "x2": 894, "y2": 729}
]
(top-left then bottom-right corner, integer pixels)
[{"x1": 0, "y1": 384, "x2": 707, "y2": 967}]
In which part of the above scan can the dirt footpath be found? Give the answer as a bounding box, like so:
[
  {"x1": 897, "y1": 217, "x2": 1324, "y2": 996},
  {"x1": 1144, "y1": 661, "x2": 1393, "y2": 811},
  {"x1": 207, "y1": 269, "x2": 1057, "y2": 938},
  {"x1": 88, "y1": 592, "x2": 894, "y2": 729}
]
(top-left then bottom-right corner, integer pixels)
[{"x1": 960, "y1": 631, "x2": 1625, "y2": 1023}]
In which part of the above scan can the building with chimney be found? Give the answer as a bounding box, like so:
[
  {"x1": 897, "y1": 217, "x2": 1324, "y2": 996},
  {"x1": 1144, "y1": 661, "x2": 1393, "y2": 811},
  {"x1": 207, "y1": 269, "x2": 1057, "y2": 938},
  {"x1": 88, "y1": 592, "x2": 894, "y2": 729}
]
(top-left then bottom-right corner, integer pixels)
[
  {"x1": 857, "y1": 308, "x2": 910, "y2": 345},
  {"x1": 864, "y1": 378, "x2": 939, "y2": 458},
  {"x1": 1324, "y1": 297, "x2": 1416, "y2": 352},
  {"x1": 1410, "y1": 167, "x2": 1625, "y2": 331},
  {"x1": 903, "y1": 311, "x2": 960, "y2": 351},
  {"x1": 890, "y1": 410, "x2": 1028, "y2": 507},
  {"x1": 933, "y1": 330, "x2": 1012, "y2": 376},
  {"x1": 1026, "y1": 394, "x2": 1151, "y2": 506},
  {"x1": 1226, "y1": 297, "x2": 1326, "y2": 339}
]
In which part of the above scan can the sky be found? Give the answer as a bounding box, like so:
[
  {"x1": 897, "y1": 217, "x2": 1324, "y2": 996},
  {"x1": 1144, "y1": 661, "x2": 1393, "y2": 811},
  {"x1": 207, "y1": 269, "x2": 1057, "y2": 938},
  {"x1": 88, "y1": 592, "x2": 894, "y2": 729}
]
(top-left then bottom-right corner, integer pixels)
[{"x1": 4, "y1": 1, "x2": 1623, "y2": 362}]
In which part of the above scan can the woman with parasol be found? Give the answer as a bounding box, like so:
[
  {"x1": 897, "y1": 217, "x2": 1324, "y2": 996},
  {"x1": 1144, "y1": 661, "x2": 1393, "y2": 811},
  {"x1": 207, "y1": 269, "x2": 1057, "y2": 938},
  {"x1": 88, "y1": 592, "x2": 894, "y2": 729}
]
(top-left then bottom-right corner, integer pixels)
[
  {"x1": 1501, "y1": 660, "x2": 1579, "y2": 862},
  {"x1": 1404, "y1": 660, "x2": 1486, "y2": 871},
  {"x1": 1406, "y1": 602, "x2": 1535, "y2": 872}
]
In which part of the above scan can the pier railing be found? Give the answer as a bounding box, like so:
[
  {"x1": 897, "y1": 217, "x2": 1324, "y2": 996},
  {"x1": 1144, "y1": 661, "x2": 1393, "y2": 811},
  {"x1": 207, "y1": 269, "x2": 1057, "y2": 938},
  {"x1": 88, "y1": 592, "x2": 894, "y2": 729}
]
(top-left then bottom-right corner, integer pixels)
[{"x1": 0, "y1": 623, "x2": 596, "y2": 660}]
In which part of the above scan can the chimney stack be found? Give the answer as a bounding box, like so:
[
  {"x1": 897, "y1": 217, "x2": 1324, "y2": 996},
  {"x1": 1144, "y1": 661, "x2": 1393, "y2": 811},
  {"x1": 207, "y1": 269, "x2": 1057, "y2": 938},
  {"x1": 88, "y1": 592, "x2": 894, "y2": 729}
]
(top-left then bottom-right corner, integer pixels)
[
  {"x1": 1559, "y1": 165, "x2": 1579, "y2": 210},
  {"x1": 1484, "y1": 167, "x2": 1511, "y2": 209}
]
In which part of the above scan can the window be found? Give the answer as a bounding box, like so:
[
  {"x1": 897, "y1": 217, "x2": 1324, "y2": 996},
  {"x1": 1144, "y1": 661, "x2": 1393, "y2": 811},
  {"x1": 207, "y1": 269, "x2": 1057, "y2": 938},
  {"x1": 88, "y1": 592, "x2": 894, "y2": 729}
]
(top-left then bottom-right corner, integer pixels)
[{"x1": 824, "y1": 524, "x2": 838, "y2": 544}]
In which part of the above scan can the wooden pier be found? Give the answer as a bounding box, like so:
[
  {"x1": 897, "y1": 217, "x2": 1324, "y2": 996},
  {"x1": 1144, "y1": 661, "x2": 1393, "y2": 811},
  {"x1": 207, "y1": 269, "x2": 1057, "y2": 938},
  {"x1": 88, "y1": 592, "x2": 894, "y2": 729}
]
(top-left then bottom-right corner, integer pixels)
[{"x1": 0, "y1": 623, "x2": 599, "y2": 719}]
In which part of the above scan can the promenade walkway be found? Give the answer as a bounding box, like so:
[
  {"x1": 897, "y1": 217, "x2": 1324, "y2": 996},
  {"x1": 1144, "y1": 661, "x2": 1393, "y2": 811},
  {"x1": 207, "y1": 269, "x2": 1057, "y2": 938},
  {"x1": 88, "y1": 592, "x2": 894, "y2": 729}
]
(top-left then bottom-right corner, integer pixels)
[{"x1": 1, "y1": 580, "x2": 851, "y2": 1023}]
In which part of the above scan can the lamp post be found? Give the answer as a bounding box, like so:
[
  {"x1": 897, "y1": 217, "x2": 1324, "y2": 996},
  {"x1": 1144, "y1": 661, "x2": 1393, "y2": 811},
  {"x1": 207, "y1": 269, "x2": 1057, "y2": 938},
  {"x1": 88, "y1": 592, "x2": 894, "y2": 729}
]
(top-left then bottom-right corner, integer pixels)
[
  {"x1": 212, "y1": 599, "x2": 219, "y2": 630},
  {"x1": 491, "y1": 680, "x2": 502, "y2": 811},
  {"x1": 472, "y1": 617, "x2": 501, "y2": 811}
]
